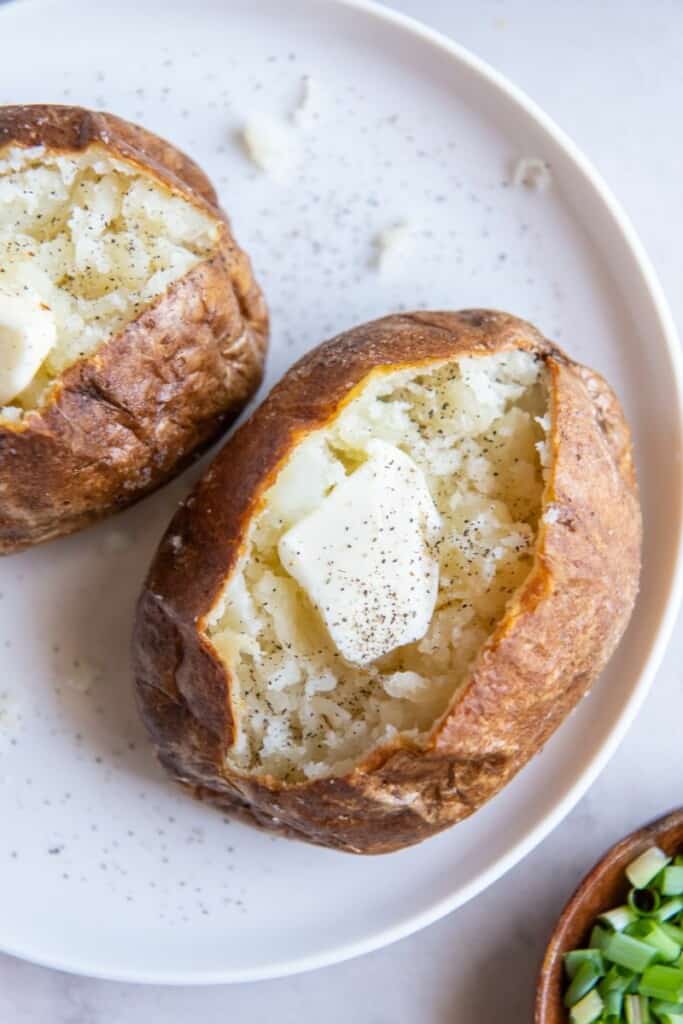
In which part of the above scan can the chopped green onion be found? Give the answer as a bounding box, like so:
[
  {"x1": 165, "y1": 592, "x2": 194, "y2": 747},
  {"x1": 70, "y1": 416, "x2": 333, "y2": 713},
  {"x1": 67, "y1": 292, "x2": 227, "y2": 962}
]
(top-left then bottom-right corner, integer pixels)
[
  {"x1": 627, "y1": 848, "x2": 671, "y2": 889},
  {"x1": 600, "y1": 906, "x2": 638, "y2": 932},
  {"x1": 661, "y1": 869, "x2": 683, "y2": 896},
  {"x1": 565, "y1": 959, "x2": 603, "y2": 1007},
  {"x1": 627, "y1": 920, "x2": 681, "y2": 962},
  {"x1": 638, "y1": 965, "x2": 683, "y2": 1002},
  {"x1": 602, "y1": 987, "x2": 624, "y2": 1017},
  {"x1": 565, "y1": 949, "x2": 606, "y2": 980},
  {"x1": 661, "y1": 923, "x2": 683, "y2": 945},
  {"x1": 628, "y1": 972, "x2": 642, "y2": 993},
  {"x1": 569, "y1": 988, "x2": 604, "y2": 1024},
  {"x1": 600, "y1": 965, "x2": 636, "y2": 995},
  {"x1": 604, "y1": 931, "x2": 659, "y2": 972},
  {"x1": 629, "y1": 887, "x2": 662, "y2": 916},
  {"x1": 657, "y1": 899, "x2": 683, "y2": 923},
  {"x1": 651, "y1": 1000, "x2": 683, "y2": 1015},
  {"x1": 625, "y1": 993, "x2": 651, "y2": 1023},
  {"x1": 655, "y1": 1013, "x2": 683, "y2": 1024},
  {"x1": 589, "y1": 925, "x2": 611, "y2": 952}
]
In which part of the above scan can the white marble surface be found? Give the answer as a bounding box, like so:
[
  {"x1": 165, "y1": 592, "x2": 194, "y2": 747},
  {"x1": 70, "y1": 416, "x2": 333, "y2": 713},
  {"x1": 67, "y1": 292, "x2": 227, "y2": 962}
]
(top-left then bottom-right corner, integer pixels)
[{"x1": 0, "y1": 0, "x2": 681, "y2": 1019}]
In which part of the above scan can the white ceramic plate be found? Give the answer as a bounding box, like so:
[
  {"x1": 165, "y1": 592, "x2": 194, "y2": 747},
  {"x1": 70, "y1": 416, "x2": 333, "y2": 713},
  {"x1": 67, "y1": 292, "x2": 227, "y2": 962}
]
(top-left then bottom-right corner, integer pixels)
[{"x1": 0, "y1": 0, "x2": 681, "y2": 986}]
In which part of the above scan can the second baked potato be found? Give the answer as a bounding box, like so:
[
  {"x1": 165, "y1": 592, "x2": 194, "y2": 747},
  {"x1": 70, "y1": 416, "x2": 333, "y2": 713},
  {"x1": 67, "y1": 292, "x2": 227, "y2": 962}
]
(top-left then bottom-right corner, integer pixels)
[
  {"x1": 0, "y1": 104, "x2": 268, "y2": 553},
  {"x1": 134, "y1": 311, "x2": 641, "y2": 854}
]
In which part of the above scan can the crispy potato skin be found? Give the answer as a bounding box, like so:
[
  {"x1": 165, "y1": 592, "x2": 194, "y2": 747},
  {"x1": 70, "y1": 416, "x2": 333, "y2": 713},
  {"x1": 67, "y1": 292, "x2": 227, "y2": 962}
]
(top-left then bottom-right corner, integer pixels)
[
  {"x1": 133, "y1": 311, "x2": 641, "y2": 854},
  {"x1": 0, "y1": 105, "x2": 268, "y2": 553}
]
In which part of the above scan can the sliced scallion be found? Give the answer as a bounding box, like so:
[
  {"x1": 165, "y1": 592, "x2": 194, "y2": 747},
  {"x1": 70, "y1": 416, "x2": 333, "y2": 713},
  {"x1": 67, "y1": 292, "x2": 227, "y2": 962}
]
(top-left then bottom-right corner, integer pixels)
[
  {"x1": 638, "y1": 965, "x2": 683, "y2": 1002},
  {"x1": 600, "y1": 905, "x2": 638, "y2": 932},
  {"x1": 600, "y1": 965, "x2": 636, "y2": 995},
  {"x1": 651, "y1": 999, "x2": 683, "y2": 1015},
  {"x1": 604, "y1": 931, "x2": 659, "y2": 973},
  {"x1": 565, "y1": 959, "x2": 603, "y2": 1007},
  {"x1": 602, "y1": 987, "x2": 624, "y2": 1017},
  {"x1": 569, "y1": 988, "x2": 604, "y2": 1024},
  {"x1": 625, "y1": 993, "x2": 651, "y2": 1023},
  {"x1": 627, "y1": 920, "x2": 681, "y2": 962},
  {"x1": 661, "y1": 923, "x2": 683, "y2": 945},
  {"x1": 661, "y1": 868, "x2": 683, "y2": 896},
  {"x1": 565, "y1": 949, "x2": 605, "y2": 980},
  {"x1": 589, "y1": 924, "x2": 611, "y2": 952},
  {"x1": 629, "y1": 887, "x2": 662, "y2": 916},
  {"x1": 626, "y1": 848, "x2": 671, "y2": 889},
  {"x1": 656, "y1": 899, "x2": 683, "y2": 923}
]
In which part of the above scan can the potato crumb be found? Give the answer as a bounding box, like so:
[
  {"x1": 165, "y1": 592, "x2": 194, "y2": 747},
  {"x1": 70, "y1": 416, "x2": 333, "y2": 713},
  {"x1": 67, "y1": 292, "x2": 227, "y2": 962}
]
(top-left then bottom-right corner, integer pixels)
[
  {"x1": 511, "y1": 156, "x2": 552, "y2": 191},
  {"x1": 373, "y1": 221, "x2": 413, "y2": 273},
  {"x1": 240, "y1": 114, "x2": 299, "y2": 181}
]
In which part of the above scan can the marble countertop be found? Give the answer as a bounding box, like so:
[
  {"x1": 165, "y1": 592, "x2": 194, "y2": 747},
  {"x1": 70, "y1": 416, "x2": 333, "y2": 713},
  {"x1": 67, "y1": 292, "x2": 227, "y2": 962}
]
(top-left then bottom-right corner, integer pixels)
[{"x1": 1, "y1": 0, "x2": 681, "y2": 1020}]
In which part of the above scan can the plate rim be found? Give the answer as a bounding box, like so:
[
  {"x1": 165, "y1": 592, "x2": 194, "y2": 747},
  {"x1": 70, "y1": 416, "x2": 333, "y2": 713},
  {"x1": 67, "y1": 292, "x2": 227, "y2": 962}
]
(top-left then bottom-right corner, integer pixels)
[{"x1": 0, "y1": 0, "x2": 682, "y2": 985}]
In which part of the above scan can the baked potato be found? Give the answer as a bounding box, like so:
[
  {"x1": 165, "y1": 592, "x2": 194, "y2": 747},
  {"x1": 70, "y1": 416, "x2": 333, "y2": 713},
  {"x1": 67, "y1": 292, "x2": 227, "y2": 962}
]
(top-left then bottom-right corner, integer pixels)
[
  {"x1": 0, "y1": 104, "x2": 268, "y2": 553},
  {"x1": 133, "y1": 310, "x2": 641, "y2": 854}
]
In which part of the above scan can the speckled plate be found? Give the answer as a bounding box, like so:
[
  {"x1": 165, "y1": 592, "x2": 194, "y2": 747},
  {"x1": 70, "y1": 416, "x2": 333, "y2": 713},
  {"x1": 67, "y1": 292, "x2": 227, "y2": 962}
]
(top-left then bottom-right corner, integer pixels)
[{"x1": 0, "y1": 0, "x2": 681, "y2": 986}]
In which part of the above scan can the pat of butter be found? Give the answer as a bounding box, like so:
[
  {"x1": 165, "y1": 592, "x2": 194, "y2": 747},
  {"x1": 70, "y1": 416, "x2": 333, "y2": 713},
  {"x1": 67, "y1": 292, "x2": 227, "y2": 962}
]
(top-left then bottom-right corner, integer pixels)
[
  {"x1": 0, "y1": 290, "x2": 57, "y2": 405},
  {"x1": 278, "y1": 440, "x2": 441, "y2": 666}
]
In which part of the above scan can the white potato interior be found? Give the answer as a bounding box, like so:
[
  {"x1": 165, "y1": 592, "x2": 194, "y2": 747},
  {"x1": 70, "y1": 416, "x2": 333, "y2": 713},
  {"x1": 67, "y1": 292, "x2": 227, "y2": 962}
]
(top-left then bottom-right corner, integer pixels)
[
  {"x1": 207, "y1": 350, "x2": 550, "y2": 782},
  {"x1": 0, "y1": 144, "x2": 219, "y2": 416}
]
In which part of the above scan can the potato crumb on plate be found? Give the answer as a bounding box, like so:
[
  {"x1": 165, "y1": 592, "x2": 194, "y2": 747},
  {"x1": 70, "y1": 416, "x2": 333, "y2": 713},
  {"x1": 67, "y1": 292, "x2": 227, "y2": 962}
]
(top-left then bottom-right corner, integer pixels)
[{"x1": 511, "y1": 155, "x2": 552, "y2": 190}]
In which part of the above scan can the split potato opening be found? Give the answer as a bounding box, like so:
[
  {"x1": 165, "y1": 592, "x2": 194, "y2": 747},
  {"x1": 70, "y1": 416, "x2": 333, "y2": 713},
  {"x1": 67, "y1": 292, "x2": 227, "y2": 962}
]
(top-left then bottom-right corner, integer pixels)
[
  {"x1": 0, "y1": 145, "x2": 219, "y2": 414},
  {"x1": 207, "y1": 350, "x2": 550, "y2": 782}
]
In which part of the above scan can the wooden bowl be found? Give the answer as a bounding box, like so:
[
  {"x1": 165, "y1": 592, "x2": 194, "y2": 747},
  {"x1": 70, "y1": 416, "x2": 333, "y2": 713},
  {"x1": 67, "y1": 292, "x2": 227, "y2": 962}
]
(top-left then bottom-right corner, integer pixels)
[{"x1": 535, "y1": 808, "x2": 683, "y2": 1024}]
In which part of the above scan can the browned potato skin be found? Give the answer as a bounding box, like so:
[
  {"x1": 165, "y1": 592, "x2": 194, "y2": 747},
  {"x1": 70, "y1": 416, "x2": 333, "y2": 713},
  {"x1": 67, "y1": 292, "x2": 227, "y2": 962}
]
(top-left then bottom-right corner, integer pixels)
[
  {"x1": 0, "y1": 105, "x2": 268, "y2": 553},
  {"x1": 133, "y1": 311, "x2": 641, "y2": 854}
]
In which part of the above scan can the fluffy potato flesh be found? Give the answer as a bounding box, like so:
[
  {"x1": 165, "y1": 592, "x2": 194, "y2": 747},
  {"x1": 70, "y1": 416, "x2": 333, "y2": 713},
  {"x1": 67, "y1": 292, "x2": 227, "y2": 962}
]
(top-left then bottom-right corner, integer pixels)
[
  {"x1": 0, "y1": 144, "x2": 220, "y2": 415},
  {"x1": 207, "y1": 350, "x2": 549, "y2": 783}
]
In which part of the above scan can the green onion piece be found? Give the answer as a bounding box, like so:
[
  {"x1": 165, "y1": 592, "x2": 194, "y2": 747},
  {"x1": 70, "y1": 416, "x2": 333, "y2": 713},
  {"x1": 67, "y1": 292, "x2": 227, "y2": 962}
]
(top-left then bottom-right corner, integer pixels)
[
  {"x1": 569, "y1": 988, "x2": 604, "y2": 1024},
  {"x1": 565, "y1": 949, "x2": 606, "y2": 980},
  {"x1": 655, "y1": 1013, "x2": 683, "y2": 1024},
  {"x1": 675, "y1": 856, "x2": 683, "y2": 868},
  {"x1": 625, "y1": 993, "x2": 651, "y2": 1023},
  {"x1": 602, "y1": 987, "x2": 624, "y2": 1017},
  {"x1": 600, "y1": 965, "x2": 636, "y2": 994},
  {"x1": 600, "y1": 906, "x2": 638, "y2": 932},
  {"x1": 604, "y1": 931, "x2": 659, "y2": 972},
  {"x1": 565, "y1": 960, "x2": 603, "y2": 1007},
  {"x1": 651, "y1": 1000, "x2": 683, "y2": 1015},
  {"x1": 590, "y1": 925, "x2": 611, "y2": 952},
  {"x1": 638, "y1": 965, "x2": 683, "y2": 1002},
  {"x1": 628, "y1": 972, "x2": 643, "y2": 993},
  {"x1": 657, "y1": 900, "x2": 683, "y2": 923},
  {"x1": 661, "y1": 923, "x2": 683, "y2": 945},
  {"x1": 627, "y1": 848, "x2": 671, "y2": 889},
  {"x1": 629, "y1": 887, "x2": 662, "y2": 916},
  {"x1": 627, "y1": 920, "x2": 681, "y2": 962},
  {"x1": 662, "y1": 869, "x2": 683, "y2": 896}
]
